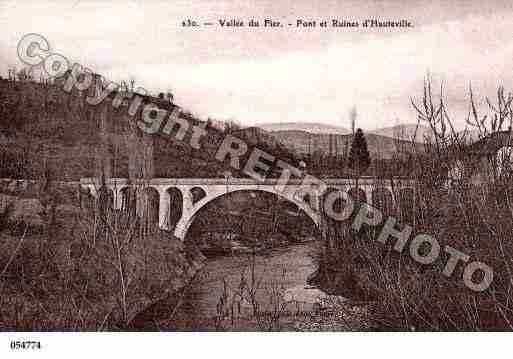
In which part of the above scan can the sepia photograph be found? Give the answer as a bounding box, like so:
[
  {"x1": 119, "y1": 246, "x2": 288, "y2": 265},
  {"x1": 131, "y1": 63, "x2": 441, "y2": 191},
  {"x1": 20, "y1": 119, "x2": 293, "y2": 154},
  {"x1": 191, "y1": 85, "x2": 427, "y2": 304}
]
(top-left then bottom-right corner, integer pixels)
[{"x1": 0, "y1": 0, "x2": 512, "y2": 356}]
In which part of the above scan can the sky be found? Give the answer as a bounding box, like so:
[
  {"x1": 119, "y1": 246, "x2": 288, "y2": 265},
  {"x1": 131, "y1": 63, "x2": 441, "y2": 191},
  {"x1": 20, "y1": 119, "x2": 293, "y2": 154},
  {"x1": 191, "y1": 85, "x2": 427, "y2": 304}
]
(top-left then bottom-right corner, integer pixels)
[{"x1": 1, "y1": 0, "x2": 513, "y2": 130}]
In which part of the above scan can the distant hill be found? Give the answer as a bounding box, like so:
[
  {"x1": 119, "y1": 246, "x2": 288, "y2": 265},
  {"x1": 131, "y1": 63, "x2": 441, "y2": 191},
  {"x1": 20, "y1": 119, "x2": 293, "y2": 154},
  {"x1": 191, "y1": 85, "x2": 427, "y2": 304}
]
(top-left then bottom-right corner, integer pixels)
[
  {"x1": 369, "y1": 124, "x2": 482, "y2": 143},
  {"x1": 256, "y1": 122, "x2": 350, "y2": 135},
  {"x1": 0, "y1": 79, "x2": 303, "y2": 180},
  {"x1": 369, "y1": 124, "x2": 435, "y2": 142},
  {"x1": 268, "y1": 130, "x2": 423, "y2": 159},
  {"x1": 259, "y1": 122, "x2": 481, "y2": 145},
  {"x1": 457, "y1": 128, "x2": 481, "y2": 142},
  {"x1": 258, "y1": 122, "x2": 442, "y2": 144},
  {"x1": 233, "y1": 126, "x2": 283, "y2": 149}
]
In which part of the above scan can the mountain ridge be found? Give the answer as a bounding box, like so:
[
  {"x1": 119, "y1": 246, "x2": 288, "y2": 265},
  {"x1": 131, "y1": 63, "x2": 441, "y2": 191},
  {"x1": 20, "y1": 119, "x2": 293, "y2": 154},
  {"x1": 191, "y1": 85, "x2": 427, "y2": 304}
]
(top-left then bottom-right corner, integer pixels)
[
  {"x1": 256, "y1": 122, "x2": 481, "y2": 143},
  {"x1": 256, "y1": 122, "x2": 350, "y2": 135},
  {"x1": 267, "y1": 129, "x2": 423, "y2": 159}
]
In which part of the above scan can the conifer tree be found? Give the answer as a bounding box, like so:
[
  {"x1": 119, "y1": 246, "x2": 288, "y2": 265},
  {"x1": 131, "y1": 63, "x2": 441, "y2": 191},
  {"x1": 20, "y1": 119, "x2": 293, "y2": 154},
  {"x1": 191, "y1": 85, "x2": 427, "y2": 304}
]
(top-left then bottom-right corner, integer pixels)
[{"x1": 348, "y1": 128, "x2": 371, "y2": 189}]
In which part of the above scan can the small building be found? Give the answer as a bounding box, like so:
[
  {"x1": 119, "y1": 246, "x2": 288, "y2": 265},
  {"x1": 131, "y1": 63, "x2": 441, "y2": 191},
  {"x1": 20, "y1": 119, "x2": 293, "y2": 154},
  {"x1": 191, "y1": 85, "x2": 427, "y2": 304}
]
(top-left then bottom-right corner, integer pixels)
[{"x1": 447, "y1": 130, "x2": 513, "y2": 186}]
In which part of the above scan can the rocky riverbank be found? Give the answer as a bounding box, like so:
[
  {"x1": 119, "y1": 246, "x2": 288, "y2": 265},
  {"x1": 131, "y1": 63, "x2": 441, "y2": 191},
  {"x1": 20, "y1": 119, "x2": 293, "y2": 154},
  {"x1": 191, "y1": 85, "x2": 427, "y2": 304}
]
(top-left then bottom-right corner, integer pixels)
[{"x1": 196, "y1": 232, "x2": 319, "y2": 257}]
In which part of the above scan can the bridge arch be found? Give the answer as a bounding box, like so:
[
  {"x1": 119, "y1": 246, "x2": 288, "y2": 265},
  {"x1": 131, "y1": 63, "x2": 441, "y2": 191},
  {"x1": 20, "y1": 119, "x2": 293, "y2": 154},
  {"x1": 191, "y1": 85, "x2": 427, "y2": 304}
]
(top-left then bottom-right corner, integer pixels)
[
  {"x1": 397, "y1": 187, "x2": 416, "y2": 222},
  {"x1": 120, "y1": 186, "x2": 136, "y2": 215},
  {"x1": 190, "y1": 186, "x2": 207, "y2": 204},
  {"x1": 372, "y1": 187, "x2": 394, "y2": 215},
  {"x1": 348, "y1": 187, "x2": 367, "y2": 203},
  {"x1": 165, "y1": 187, "x2": 183, "y2": 229},
  {"x1": 98, "y1": 186, "x2": 114, "y2": 214},
  {"x1": 174, "y1": 187, "x2": 320, "y2": 240},
  {"x1": 141, "y1": 186, "x2": 160, "y2": 231}
]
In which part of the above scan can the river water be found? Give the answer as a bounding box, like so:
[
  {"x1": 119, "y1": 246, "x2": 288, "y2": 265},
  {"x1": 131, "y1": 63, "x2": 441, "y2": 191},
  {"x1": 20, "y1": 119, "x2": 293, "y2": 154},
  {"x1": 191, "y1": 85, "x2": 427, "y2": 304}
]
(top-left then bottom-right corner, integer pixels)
[{"x1": 160, "y1": 241, "x2": 327, "y2": 331}]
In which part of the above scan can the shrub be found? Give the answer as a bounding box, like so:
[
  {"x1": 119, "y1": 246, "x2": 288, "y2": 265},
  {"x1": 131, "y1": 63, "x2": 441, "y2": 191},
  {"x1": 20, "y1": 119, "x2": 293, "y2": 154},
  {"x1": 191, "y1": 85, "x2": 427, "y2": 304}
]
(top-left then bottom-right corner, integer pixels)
[
  {"x1": 316, "y1": 78, "x2": 513, "y2": 330},
  {"x1": 0, "y1": 193, "x2": 204, "y2": 330}
]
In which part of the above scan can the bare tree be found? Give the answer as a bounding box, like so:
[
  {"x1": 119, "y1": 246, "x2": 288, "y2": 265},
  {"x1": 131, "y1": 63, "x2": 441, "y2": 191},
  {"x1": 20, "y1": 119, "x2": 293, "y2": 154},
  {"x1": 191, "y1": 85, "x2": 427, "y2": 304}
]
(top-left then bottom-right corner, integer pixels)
[{"x1": 466, "y1": 84, "x2": 513, "y2": 139}]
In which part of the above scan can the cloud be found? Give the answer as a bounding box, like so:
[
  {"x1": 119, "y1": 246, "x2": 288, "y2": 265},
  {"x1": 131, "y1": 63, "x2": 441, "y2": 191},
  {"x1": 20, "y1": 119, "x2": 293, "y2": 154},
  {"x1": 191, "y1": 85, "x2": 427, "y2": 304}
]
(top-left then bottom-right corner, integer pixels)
[
  {"x1": 115, "y1": 11, "x2": 513, "y2": 129},
  {"x1": 1, "y1": 1, "x2": 513, "y2": 129}
]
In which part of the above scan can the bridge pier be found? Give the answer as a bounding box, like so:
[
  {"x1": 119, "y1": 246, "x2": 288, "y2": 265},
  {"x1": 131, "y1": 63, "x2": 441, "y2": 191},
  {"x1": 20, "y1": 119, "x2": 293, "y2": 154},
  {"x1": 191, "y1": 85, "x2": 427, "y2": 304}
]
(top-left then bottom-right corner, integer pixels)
[
  {"x1": 158, "y1": 188, "x2": 169, "y2": 230},
  {"x1": 364, "y1": 187, "x2": 373, "y2": 206},
  {"x1": 113, "y1": 186, "x2": 126, "y2": 210}
]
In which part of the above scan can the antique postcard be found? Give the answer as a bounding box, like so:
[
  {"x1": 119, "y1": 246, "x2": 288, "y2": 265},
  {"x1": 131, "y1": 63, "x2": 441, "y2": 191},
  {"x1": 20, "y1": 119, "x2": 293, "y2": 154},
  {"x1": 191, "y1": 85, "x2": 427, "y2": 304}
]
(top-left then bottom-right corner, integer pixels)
[{"x1": 0, "y1": 0, "x2": 511, "y2": 357}]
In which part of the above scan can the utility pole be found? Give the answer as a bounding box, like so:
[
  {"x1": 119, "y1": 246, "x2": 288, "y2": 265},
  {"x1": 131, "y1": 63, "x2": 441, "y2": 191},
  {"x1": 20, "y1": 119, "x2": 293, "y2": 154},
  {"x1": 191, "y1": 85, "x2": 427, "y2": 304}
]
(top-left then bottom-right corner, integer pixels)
[{"x1": 350, "y1": 106, "x2": 357, "y2": 189}]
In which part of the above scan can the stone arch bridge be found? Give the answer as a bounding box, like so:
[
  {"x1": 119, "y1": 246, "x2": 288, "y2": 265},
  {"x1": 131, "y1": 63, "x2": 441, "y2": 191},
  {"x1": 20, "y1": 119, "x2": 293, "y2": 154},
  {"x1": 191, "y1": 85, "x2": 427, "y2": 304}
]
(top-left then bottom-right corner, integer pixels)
[{"x1": 80, "y1": 177, "x2": 416, "y2": 240}]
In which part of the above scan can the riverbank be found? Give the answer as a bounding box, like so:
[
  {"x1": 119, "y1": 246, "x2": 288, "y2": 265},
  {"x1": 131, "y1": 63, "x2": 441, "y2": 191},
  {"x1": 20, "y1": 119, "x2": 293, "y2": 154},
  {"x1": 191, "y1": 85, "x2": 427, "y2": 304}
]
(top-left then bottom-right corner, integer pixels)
[
  {"x1": 198, "y1": 233, "x2": 319, "y2": 257},
  {"x1": 157, "y1": 242, "x2": 371, "y2": 331}
]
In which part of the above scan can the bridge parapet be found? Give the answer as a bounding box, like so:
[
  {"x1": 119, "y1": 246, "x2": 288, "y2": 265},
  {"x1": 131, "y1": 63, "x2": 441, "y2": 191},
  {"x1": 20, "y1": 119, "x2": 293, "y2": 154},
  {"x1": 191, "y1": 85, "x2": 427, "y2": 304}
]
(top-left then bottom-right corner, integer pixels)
[{"x1": 80, "y1": 177, "x2": 415, "y2": 187}]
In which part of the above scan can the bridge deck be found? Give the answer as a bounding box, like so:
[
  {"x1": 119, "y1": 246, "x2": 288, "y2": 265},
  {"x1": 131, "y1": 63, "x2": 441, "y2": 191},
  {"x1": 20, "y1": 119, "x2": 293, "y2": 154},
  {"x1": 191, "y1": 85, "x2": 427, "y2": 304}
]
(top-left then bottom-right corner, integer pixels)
[{"x1": 79, "y1": 177, "x2": 416, "y2": 186}]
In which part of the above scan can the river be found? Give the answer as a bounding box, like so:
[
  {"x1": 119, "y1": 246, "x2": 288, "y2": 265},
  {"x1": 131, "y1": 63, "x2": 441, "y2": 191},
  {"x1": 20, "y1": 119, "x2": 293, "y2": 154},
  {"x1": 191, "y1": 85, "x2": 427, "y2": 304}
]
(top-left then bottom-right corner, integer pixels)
[{"x1": 159, "y1": 241, "x2": 329, "y2": 331}]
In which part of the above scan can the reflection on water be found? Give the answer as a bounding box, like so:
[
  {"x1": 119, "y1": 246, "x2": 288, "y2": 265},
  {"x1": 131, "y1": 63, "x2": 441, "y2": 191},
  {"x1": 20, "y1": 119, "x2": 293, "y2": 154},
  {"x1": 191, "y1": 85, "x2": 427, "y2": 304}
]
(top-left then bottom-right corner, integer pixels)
[{"x1": 161, "y1": 241, "x2": 323, "y2": 331}]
